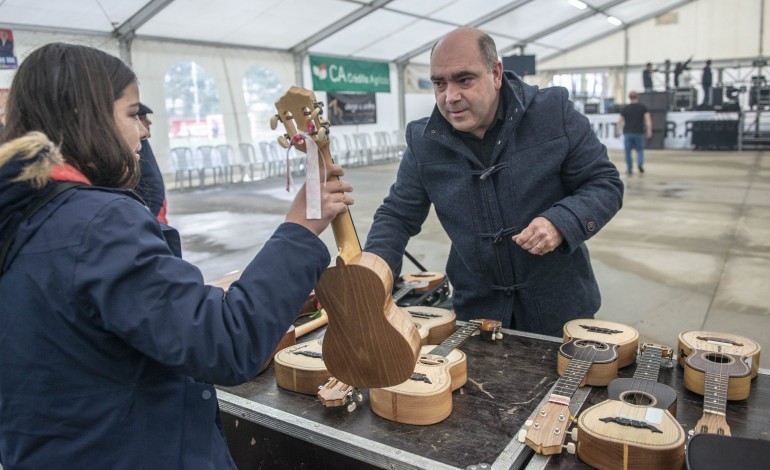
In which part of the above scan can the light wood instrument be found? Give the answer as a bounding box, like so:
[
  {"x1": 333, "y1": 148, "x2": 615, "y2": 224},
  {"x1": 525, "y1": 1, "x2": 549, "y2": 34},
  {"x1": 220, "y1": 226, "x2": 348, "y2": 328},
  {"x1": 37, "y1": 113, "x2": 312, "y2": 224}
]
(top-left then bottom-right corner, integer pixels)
[
  {"x1": 404, "y1": 306, "x2": 456, "y2": 346},
  {"x1": 575, "y1": 344, "x2": 685, "y2": 470},
  {"x1": 677, "y1": 330, "x2": 761, "y2": 436},
  {"x1": 369, "y1": 319, "x2": 502, "y2": 425},
  {"x1": 274, "y1": 307, "x2": 457, "y2": 396},
  {"x1": 562, "y1": 318, "x2": 639, "y2": 370},
  {"x1": 519, "y1": 319, "x2": 638, "y2": 455},
  {"x1": 272, "y1": 87, "x2": 421, "y2": 388},
  {"x1": 400, "y1": 271, "x2": 446, "y2": 293}
]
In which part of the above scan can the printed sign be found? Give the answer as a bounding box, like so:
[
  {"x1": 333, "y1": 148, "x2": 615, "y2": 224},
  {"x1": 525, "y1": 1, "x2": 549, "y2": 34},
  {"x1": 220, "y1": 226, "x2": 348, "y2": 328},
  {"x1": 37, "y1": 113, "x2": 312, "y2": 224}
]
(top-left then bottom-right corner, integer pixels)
[
  {"x1": 0, "y1": 29, "x2": 17, "y2": 70},
  {"x1": 327, "y1": 92, "x2": 377, "y2": 126},
  {"x1": 310, "y1": 55, "x2": 390, "y2": 93}
]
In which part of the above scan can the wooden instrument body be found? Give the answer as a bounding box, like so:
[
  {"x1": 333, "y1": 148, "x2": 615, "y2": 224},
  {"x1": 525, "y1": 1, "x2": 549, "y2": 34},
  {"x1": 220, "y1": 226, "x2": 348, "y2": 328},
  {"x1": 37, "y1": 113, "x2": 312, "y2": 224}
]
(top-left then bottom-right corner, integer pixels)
[
  {"x1": 400, "y1": 272, "x2": 446, "y2": 292},
  {"x1": 606, "y1": 378, "x2": 678, "y2": 415},
  {"x1": 274, "y1": 339, "x2": 327, "y2": 395},
  {"x1": 404, "y1": 306, "x2": 456, "y2": 346},
  {"x1": 576, "y1": 400, "x2": 685, "y2": 470},
  {"x1": 369, "y1": 346, "x2": 466, "y2": 426},
  {"x1": 557, "y1": 339, "x2": 621, "y2": 387},
  {"x1": 274, "y1": 86, "x2": 421, "y2": 389},
  {"x1": 677, "y1": 330, "x2": 760, "y2": 400},
  {"x1": 525, "y1": 319, "x2": 637, "y2": 456},
  {"x1": 606, "y1": 343, "x2": 678, "y2": 414},
  {"x1": 562, "y1": 319, "x2": 639, "y2": 369}
]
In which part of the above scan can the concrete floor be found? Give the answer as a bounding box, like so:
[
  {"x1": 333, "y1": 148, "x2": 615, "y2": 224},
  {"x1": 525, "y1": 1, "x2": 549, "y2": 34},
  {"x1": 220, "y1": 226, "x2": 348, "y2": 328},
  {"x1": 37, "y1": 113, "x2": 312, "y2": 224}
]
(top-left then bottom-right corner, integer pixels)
[{"x1": 167, "y1": 148, "x2": 770, "y2": 358}]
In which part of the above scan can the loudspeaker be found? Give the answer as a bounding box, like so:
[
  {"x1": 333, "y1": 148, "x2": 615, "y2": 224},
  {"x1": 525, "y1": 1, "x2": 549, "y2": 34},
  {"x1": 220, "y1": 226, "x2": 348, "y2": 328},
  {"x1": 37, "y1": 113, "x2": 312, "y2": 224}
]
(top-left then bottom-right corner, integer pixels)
[{"x1": 691, "y1": 120, "x2": 738, "y2": 150}]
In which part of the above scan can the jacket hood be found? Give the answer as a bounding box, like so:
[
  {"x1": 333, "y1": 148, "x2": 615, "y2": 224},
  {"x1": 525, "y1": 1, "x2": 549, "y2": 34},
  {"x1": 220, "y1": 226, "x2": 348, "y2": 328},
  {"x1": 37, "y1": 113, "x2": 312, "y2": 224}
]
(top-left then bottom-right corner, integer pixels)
[{"x1": 0, "y1": 132, "x2": 65, "y2": 238}]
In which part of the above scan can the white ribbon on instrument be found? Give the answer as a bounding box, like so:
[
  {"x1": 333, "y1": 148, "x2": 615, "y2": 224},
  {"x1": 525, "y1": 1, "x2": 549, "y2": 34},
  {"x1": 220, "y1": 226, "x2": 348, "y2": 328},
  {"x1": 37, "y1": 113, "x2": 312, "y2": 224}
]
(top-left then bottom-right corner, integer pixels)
[{"x1": 287, "y1": 132, "x2": 326, "y2": 220}]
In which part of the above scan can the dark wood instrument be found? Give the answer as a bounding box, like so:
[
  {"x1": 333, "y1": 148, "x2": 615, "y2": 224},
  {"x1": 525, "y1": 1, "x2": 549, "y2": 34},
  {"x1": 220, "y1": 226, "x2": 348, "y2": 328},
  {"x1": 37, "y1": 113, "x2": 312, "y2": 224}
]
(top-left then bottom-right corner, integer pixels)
[
  {"x1": 575, "y1": 343, "x2": 685, "y2": 470},
  {"x1": 272, "y1": 87, "x2": 421, "y2": 388},
  {"x1": 678, "y1": 330, "x2": 761, "y2": 436},
  {"x1": 369, "y1": 319, "x2": 502, "y2": 425},
  {"x1": 520, "y1": 319, "x2": 638, "y2": 455},
  {"x1": 607, "y1": 343, "x2": 678, "y2": 414}
]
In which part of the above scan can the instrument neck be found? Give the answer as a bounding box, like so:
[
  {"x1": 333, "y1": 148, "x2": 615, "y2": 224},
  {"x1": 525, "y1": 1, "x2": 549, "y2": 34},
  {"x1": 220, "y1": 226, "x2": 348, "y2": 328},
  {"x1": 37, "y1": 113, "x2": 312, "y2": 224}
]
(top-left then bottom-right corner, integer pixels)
[
  {"x1": 703, "y1": 368, "x2": 729, "y2": 416},
  {"x1": 633, "y1": 345, "x2": 664, "y2": 382},
  {"x1": 552, "y1": 358, "x2": 592, "y2": 399},
  {"x1": 429, "y1": 322, "x2": 481, "y2": 357}
]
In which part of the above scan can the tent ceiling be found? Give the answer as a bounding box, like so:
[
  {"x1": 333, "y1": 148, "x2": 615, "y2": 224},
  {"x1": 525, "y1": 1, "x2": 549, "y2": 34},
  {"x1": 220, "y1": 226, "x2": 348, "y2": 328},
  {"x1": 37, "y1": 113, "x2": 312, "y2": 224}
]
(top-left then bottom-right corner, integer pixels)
[{"x1": 0, "y1": 0, "x2": 691, "y2": 64}]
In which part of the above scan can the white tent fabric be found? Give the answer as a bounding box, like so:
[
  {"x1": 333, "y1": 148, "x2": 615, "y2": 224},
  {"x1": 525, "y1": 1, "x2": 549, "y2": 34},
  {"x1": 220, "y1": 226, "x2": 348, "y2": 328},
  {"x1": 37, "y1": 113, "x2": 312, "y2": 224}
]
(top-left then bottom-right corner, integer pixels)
[{"x1": 1, "y1": 0, "x2": 699, "y2": 64}]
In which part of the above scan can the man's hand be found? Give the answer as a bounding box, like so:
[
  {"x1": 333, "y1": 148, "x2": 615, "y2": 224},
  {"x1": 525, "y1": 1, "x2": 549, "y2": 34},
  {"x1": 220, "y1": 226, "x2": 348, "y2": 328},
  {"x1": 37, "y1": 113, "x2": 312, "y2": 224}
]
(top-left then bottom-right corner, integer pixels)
[{"x1": 511, "y1": 217, "x2": 564, "y2": 256}]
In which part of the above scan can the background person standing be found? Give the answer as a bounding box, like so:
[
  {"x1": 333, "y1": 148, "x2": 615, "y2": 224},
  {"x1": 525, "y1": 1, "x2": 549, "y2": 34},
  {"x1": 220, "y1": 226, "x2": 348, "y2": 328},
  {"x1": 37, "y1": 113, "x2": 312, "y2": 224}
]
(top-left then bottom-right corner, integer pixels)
[
  {"x1": 702, "y1": 59, "x2": 713, "y2": 106},
  {"x1": 616, "y1": 91, "x2": 652, "y2": 176}
]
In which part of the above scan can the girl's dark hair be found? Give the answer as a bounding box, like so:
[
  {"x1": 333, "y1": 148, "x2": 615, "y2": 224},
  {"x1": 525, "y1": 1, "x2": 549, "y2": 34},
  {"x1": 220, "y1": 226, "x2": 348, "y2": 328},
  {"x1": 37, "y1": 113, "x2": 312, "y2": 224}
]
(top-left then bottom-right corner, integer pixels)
[{"x1": 2, "y1": 43, "x2": 139, "y2": 188}]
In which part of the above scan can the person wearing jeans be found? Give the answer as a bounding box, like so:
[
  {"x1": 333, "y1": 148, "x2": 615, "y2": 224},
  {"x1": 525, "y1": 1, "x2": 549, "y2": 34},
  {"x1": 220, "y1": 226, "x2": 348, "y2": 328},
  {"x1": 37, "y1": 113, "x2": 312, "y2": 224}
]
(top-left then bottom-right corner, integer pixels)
[{"x1": 616, "y1": 91, "x2": 652, "y2": 176}]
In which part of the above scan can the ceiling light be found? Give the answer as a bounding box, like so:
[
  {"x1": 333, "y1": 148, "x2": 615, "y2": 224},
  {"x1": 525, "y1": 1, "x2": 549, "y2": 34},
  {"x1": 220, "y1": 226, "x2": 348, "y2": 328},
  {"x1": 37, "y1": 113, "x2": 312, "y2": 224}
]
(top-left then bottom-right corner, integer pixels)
[
  {"x1": 607, "y1": 16, "x2": 622, "y2": 26},
  {"x1": 567, "y1": 0, "x2": 587, "y2": 10}
]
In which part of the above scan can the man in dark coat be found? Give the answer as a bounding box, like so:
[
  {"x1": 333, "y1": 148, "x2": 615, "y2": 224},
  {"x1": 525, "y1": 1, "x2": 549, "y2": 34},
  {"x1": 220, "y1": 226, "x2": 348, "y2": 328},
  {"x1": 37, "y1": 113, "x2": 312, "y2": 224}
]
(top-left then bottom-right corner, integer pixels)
[
  {"x1": 364, "y1": 28, "x2": 624, "y2": 336},
  {"x1": 702, "y1": 60, "x2": 713, "y2": 106}
]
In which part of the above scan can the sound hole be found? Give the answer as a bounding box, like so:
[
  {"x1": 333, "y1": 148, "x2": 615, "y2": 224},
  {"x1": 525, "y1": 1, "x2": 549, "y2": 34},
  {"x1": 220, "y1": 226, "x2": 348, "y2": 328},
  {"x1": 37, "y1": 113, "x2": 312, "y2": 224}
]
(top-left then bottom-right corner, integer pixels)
[
  {"x1": 575, "y1": 339, "x2": 608, "y2": 351},
  {"x1": 418, "y1": 355, "x2": 447, "y2": 366},
  {"x1": 619, "y1": 391, "x2": 656, "y2": 406},
  {"x1": 704, "y1": 353, "x2": 732, "y2": 364}
]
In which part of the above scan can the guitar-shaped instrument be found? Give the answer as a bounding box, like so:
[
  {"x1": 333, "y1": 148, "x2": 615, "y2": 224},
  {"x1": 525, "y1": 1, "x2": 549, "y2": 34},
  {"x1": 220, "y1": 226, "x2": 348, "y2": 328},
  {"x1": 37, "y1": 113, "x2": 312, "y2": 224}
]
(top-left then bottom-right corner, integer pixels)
[
  {"x1": 519, "y1": 319, "x2": 638, "y2": 455},
  {"x1": 405, "y1": 306, "x2": 456, "y2": 346},
  {"x1": 562, "y1": 318, "x2": 639, "y2": 370},
  {"x1": 678, "y1": 330, "x2": 761, "y2": 436},
  {"x1": 274, "y1": 307, "x2": 457, "y2": 397},
  {"x1": 400, "y1": 271, "x2": 446, "y2": 293},
  {"x1": 273, "y1": 87, "x2": 421, "y2": 388},
  {"x1": 607, "y1": 343, "x2": 678, "y2": 414},
  {"x1": 575, "y1": 343, "x2": 685, "y2": 470},
  {"x1": 368, "y1": 319, "x2": 502, "y2": 425},
  {"x1": 208, "y1": 272, "x2": 328, "y2": 374}
]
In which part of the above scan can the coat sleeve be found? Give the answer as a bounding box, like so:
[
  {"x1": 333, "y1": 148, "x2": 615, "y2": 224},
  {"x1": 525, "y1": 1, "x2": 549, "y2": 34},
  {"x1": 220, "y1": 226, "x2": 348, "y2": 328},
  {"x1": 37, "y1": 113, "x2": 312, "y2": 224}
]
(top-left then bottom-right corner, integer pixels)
[
  {"x1": 74, "y1": 197, "x2": 330, "y2": 385},
  {"x1": 363, "y1": 125, "x2": 432, "y2": 274},
  {"x1": 540, "y1": 88, "x2": 624, "y2": 252}
]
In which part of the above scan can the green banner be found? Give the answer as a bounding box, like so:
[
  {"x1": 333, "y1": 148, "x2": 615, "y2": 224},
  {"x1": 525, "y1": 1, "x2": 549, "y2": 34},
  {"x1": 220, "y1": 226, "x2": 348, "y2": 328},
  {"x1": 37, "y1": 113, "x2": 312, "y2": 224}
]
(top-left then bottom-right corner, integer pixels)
[{"x1": 310, "y1": 55, "x2": 391, "y2": 93}]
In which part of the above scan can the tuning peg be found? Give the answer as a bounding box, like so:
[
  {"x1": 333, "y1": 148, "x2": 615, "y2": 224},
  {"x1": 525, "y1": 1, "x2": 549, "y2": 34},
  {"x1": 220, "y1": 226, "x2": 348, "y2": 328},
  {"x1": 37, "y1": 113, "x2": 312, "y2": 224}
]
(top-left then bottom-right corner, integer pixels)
[
  {"x1": 310, "y1": 107, "x2": 322, "y2": 122},
  {"x1": 277, "y1": 135, "x2": 291, "y2": 149},
  {"x1": 318, "y1": 127, "x2": 328, "y2": 141},
  {"x1": 570, "y1": 427, "x2": 578, "y2": 441},
  {"x1": 269, "y1": 114, "x2": 280, "y2": 130},
  {"x1": 516, "y1": 429, "x2": 527, "y2": 443},
  {"x1": 565, "y1": 442, "x2": 576, "y2": 454},
  {"x1": 346, "y1": 401, "x2": 357, "y2": 412}
]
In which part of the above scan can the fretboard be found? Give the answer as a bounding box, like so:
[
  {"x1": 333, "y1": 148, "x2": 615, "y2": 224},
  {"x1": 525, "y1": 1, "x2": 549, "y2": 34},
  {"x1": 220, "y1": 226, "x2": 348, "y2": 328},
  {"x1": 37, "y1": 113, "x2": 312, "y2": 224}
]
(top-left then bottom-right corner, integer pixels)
[
  {"x1": 703, "y1": 369, "x2": 729, "y2": 415},
  {"x1": 429, "y1": 322, "x2": 481, "y2": 357},
  {"x1": 552, "y1": 358, "x2": 593, "y2": 398},
  {"x1": 633, "y1": 345, "x2": 664, "y2": 382}
]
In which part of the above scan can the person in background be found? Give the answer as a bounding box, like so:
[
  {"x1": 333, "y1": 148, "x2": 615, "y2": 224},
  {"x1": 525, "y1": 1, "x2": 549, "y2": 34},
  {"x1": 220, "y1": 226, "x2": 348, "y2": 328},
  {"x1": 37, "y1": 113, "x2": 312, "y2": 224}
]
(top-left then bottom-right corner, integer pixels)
[
  {"x1": 134, "y1": 103, "x2": 168, "y2": 223},
  {"x1": 674, "y1": 57, "x2": 692, "y2": 88},
  {"x1": 616, "y1": 90, "x2": 652, "y2": 176},
  {"x1": 702, "y1": 59, "x2": 713, "y2": 106},
  {"x1": 0, "y1": 42, "x2": 353, "y2": 469},
  {"x1": 364, "y1": 27, "x2": 624, "y2": 337},
  {"x1": 642, "y1": 63, "x2": 656, "y2": 92}
]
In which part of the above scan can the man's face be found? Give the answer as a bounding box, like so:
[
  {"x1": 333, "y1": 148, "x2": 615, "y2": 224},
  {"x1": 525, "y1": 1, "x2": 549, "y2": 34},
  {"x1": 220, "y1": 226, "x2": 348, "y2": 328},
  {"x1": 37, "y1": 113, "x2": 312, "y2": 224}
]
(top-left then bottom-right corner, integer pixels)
[{"x1": 430, "y1": 30, "x2": 502, "y2": 139}]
